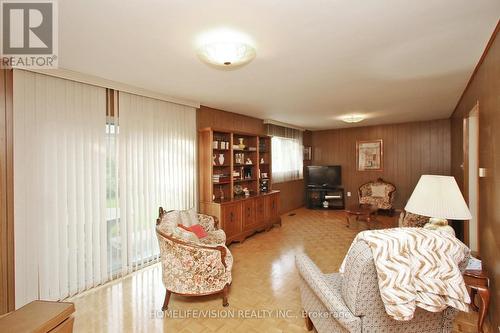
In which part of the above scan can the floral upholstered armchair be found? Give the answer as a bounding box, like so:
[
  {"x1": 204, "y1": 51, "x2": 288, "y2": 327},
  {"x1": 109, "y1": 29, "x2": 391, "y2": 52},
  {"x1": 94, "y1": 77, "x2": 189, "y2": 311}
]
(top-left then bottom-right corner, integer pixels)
[
  {"x1": 358, "y1": 178, "x2": 396, "y2": 213},
  {"x1": 155, "y1": 207, "x2": 233, "y2": 310}
]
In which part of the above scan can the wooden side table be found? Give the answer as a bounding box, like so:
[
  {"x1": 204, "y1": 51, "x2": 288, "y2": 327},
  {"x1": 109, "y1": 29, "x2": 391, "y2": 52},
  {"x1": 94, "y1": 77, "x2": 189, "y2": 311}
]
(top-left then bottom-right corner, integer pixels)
[
  {"x1": 0, "y1": 300, "x2": 75, "y2": 332},
  {"x1": 463, "y1": 269, "x2": 490, "y2": 333}
]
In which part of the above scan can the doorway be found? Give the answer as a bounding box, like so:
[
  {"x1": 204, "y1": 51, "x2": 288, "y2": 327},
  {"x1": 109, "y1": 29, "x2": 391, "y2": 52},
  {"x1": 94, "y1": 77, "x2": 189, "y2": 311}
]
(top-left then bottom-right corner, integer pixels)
[{"x1": 463, "y1": 102, "x2": 479, "y2": 253}]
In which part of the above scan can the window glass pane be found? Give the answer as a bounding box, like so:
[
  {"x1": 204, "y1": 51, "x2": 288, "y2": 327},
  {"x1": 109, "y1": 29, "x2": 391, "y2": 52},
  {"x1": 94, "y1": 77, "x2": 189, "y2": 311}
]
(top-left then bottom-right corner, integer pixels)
[{"x1": 271, "y1": 136, "x2": 303, "y2": 183}]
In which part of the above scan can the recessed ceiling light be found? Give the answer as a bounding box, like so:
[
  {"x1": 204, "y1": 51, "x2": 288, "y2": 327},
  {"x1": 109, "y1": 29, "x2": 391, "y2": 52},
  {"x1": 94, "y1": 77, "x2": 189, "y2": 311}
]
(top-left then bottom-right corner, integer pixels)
[
  {"x1": 341, "y1": 114, "x2": 365, "y2": 123},
  {"x1": 196, "y1": 28, "x2": 256, "y2": 70}
]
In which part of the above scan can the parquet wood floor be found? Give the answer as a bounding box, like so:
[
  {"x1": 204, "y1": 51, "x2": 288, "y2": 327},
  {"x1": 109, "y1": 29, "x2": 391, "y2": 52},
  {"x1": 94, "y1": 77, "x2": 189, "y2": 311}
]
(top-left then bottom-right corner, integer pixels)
[{"x1": 68, "y1": 208, "x2": 489, "y2": 332}]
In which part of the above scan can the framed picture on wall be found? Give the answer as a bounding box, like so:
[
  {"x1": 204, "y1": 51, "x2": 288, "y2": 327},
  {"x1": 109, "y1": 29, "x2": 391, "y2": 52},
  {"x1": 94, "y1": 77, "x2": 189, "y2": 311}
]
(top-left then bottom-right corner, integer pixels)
[
  {"x1": 357, "y1": 139, "x2": 383, "y2": 171},
  {"x1": 303, "y1": 146, "x2": 312, "y2": 161}
]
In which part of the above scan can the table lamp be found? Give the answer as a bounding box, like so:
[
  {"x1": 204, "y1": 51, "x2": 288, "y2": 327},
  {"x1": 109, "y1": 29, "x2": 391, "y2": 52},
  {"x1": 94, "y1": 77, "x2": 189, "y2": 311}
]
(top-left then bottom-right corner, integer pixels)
[{"x1": 405, "y1": 175, "x2": 472, "y2": 234}]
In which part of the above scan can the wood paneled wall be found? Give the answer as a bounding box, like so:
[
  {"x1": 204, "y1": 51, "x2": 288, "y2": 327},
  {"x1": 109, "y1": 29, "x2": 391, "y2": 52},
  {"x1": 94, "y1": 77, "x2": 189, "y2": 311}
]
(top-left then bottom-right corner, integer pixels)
[
  {"x1": 450, "y1": 21, "x2": 500, "y2": 330},
  {"x1": 197, "y1": 106, "x2": 309, "y2": 213},
  {"x1": 0, "y1": 69, "x2": 14, "y2": 314},
  {"x1": 197, "y1": 106, "x2": 266, "y2": 135},
  {"x1": 312, "y1": 119, "x2": 451, "y2": 209}
]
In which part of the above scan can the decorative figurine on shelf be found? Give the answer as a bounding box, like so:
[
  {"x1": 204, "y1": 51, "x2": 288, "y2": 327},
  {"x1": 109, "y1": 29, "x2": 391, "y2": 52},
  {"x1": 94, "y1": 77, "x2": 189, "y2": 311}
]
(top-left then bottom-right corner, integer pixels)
[
  {"x1": 261, "y1": 172, "x2": 268, "y2": 179},
  {"x1": 245, "y1": 158, "x2": 253, "y2": 165},
  {"x1": 235, "y1": 153, "x2": 244, "y2": 164},
  {"x1": 219, "y1": 186, "x2": 224, "y2": 200},
  {"x1": 218, "y1": 153, "x2": 225, "y2": 165},
  {"x1": 323, "y1": 200, "x2": 329, "y2": 208},
  {"x1": 238, "y1": 138, "x2": 246, "y2": 150},
  {"x1": 243, "y1": 187, "x2": 250, "y2": 197},
  {"x1": 213, "y1": 154, "x2": 216, "y2": 165},
  {"x1": 260, "y1": 157, "x2": 264, "y2": 164}
]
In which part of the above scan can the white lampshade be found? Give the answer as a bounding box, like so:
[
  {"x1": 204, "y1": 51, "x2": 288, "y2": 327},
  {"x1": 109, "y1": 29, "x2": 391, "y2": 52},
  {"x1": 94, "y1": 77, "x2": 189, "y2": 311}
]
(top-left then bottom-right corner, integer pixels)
[{"x1": 405, "y1": 175, "x2": 472, "y2": 220}]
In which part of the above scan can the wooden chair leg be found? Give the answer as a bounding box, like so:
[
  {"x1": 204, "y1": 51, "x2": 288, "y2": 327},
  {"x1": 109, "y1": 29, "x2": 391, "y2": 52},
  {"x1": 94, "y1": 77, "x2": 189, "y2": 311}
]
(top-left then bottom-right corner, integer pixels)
[
  {"x1": 470, "y1": 288, "x2": 479, "y2": 311},
  {"x1": 304, "y1": 312, "x2": 314, "y2": 331},
  {"x1": 162, "y1": 289, "x2": 171, "y2": 311},
  {"x1": 222, "y1": 285, "x2": 229, "y2": 307},
  {"x1": 477, "y1": 287, "x2": 490, "y2": 333}
]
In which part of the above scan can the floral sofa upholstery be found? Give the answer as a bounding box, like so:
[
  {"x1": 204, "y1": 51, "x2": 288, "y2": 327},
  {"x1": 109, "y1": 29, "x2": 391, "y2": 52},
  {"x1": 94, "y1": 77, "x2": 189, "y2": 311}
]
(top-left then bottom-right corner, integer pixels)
[
  {"x1": 358, "y1": 178, "x2": 396, "y2": 211},
  {"x1": 398, "y1": 210, "x2": 429, "y2": 228},
  {"x1": 296, "y1": 240, "x2": 468, "y2": 333},
  {"x1": 155, "y1": 207, "x2": 233, "y2": 310}
]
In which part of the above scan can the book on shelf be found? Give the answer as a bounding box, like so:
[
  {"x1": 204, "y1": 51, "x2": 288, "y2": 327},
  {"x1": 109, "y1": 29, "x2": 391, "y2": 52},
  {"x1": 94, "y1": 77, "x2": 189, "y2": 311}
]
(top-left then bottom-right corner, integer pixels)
[
  {"x1": 213, "y1": 179, "x2": 230, "y2": 184},
  {"x1": 212, "y1": 173, "x2": 230, "y2": 183}
]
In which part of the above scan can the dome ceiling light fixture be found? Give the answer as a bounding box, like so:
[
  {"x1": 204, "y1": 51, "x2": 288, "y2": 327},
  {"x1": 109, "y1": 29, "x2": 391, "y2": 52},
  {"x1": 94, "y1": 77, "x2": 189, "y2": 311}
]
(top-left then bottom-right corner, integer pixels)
[
  {"x1": 196, "y1": 28, "x2": 256, "y2": 70},
  {"x1": 340, "y1": 114, "x2": 365, "y2": 123}
]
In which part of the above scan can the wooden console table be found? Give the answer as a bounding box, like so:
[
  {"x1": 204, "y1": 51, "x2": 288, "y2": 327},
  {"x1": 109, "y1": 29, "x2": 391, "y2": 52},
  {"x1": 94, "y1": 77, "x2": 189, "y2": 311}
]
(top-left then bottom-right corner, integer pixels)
[
  {"x1": 464, "y1": 269, "x2": 490, "y2": 333},
  {"x1": 0, "y1": 300, "x2": 75, "y2": 332}
]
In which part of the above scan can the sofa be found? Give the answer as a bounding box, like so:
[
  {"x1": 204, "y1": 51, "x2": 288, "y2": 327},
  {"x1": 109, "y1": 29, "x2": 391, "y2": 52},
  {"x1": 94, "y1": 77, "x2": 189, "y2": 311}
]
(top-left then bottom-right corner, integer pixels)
[
  {"x1": 296, "y1": 240, "x2": 468, "y2": 332},
  {"x1": 155, "y1": 207, "x2": 233, "y2": 310}
]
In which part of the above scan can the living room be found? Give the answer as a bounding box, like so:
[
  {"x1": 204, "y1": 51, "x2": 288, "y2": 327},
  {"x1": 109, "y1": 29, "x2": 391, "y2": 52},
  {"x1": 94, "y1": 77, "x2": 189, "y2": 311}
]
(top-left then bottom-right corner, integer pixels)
[{"x1": 0, "y1": 1, "x2": 499, "y2": 333}]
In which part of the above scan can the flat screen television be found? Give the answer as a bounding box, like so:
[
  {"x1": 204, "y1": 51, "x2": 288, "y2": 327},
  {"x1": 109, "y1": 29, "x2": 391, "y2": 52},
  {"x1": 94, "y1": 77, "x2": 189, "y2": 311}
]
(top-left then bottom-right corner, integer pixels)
[{"x1": 306, "y1": 165, "x2": 341, "y2": 188}]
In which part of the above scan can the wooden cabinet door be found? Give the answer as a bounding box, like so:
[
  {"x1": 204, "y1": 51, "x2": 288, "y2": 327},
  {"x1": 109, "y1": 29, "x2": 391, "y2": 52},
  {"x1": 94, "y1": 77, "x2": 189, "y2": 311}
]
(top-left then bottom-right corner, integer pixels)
[
  {"x1": 242, "y1": 199, "x2": 256, "y2": 231},
  {"x1": 222, "y1": 202, "x2": 242, "y2": 238},
  {"x1": 267, "y1": 193, "x2": 279, "y2": 221},
  {"x1": 255, "y1": 196, "x2": 267, "y2": 225}
]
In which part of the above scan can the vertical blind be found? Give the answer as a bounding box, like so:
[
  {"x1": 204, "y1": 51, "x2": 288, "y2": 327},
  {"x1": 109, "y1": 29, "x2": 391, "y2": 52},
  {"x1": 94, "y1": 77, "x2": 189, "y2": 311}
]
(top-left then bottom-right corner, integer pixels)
[
  {"x1": 13, "y1": 71, "x2": 197, "y2": 307},
  {"x1": 117, "y1": 92, "x2": 197, "y2": 275},
  {"x1": 267, "y1": 124, "x2": 304, "y2": 183},
  {"x1": 13, "y1": 70, "x2": 108, "y2": 307}
]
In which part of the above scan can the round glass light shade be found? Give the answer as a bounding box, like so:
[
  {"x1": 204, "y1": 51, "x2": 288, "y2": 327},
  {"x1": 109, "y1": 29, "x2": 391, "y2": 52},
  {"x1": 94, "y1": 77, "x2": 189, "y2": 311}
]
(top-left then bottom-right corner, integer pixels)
[
  {"x1": 197, "y1": 42, "x2": 256, "y2": 69},
  {"x1": 341, "y1": 114, "x2": 365, "y2": 123}
]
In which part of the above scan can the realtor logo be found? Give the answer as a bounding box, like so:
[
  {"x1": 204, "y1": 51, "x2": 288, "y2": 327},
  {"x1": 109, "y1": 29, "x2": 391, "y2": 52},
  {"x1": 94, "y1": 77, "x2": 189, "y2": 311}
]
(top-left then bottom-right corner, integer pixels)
[{"x1": 1, "y1": 0, "x2": 58, "y2": 68}]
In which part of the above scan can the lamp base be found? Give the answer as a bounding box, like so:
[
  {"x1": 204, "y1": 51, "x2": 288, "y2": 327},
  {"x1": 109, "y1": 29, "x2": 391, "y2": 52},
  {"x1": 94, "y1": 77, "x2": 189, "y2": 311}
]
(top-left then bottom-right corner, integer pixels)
[
  {"x1": 428, "y1": 217, "x2": 449, "y2": 226},
  {"x1": 423, "y1": 217, "x2": 455, "y2": 236}
]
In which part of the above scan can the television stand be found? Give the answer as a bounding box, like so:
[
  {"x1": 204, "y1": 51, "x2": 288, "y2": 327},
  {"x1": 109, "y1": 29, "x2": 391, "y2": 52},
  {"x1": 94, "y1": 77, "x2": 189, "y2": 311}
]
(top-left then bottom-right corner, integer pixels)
[{"x1": 306, "y1": 187, "x2": 345, "y2": 210}]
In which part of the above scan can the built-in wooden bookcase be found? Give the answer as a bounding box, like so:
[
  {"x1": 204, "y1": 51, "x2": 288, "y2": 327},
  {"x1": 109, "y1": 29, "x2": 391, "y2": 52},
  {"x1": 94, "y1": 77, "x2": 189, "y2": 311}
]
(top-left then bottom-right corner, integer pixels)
[
  {"x1": 211, "y1": 130, "x2": 232, "y2": 201},
  {"x1": 258, "y1": 135, "x2": 272, "y2": 193},
  {"x1": 198, "y1": 128, "x2": 280, "y2": 244}
]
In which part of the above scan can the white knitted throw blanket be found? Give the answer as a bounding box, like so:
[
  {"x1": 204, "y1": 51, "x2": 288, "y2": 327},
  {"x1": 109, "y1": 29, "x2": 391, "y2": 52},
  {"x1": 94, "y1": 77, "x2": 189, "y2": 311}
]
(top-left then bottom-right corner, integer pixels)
[{"x1": 340, "y1": 228, "x2": 470, "y2": 321}]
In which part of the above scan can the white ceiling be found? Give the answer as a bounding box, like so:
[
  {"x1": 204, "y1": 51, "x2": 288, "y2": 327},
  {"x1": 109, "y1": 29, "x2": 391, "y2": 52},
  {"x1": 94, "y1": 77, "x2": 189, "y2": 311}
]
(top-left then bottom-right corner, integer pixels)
[{"x1": 59, "y1": 0, "x2": 500, "y2": 130}]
